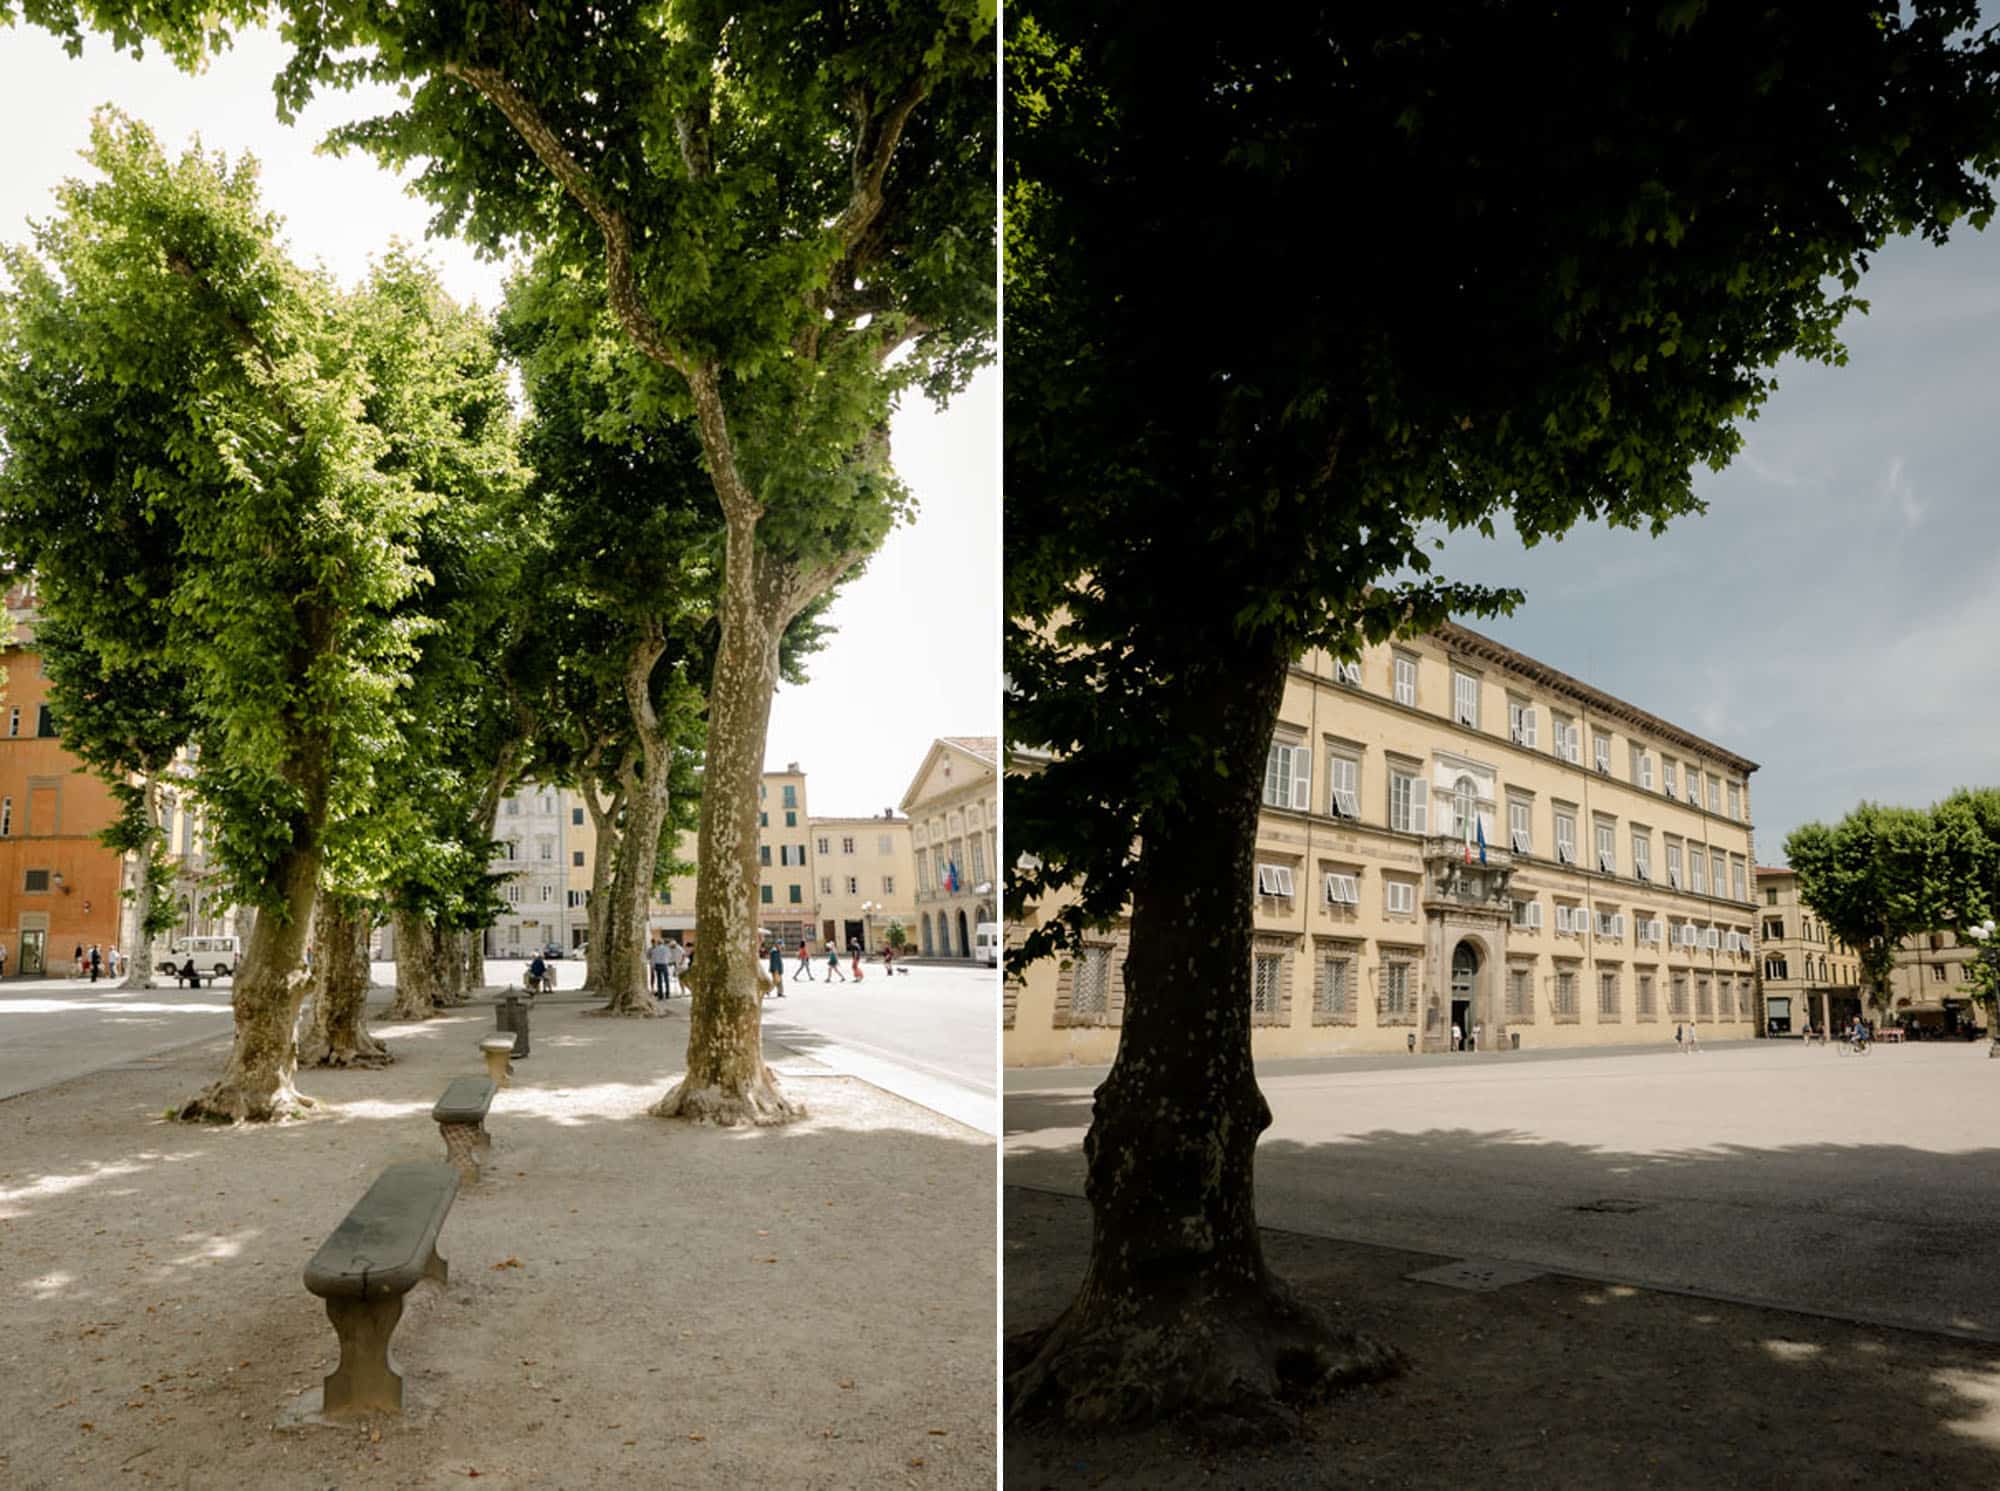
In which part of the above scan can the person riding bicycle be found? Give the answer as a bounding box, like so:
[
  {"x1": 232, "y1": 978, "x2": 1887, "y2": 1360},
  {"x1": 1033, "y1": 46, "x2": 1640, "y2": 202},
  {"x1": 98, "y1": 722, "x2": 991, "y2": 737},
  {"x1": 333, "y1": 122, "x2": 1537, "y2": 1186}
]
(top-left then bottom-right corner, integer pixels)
[{"x1": 527, "y1": 952, "x2": 550, "y2": 996}]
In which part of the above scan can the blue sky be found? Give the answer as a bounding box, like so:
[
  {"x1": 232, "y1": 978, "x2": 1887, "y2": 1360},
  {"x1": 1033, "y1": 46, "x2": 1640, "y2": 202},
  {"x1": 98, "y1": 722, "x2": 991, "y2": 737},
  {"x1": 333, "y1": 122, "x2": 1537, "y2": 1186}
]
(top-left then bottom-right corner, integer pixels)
[{"x1": 1429, "y1": 225, "x2": 2000, "y2": 865}]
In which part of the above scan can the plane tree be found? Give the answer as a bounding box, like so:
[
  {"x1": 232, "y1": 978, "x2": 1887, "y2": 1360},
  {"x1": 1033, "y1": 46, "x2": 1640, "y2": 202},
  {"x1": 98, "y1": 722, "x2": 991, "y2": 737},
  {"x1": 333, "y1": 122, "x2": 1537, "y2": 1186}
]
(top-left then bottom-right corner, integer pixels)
[
  {"x1": 1006, "y1": 2, "x2": 2000, "y2": 1432},
  {"x1": 0, "y1": 114, "x2": 503, "y2": 1119}
]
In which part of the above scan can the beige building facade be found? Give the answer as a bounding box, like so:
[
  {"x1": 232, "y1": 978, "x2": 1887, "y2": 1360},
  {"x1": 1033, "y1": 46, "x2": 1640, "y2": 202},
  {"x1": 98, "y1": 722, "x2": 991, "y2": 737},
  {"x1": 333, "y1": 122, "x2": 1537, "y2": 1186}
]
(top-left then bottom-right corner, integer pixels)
[
  {"x1": 1007, "y1": 623, "x2": 1762, "y2": 1065},
  {"x1": 1889, "y1": 929, "x2": 1986, "y2": 1035},
  {"x1": 809, "y1": 813, "x2": 916, "y2": 953},
  {"x1": 902, "y1": 737, "x2": 999, "y2": 959},
  {"x1": 654, "y1": 763, "x2": 820, "y2": 952},
  {"x1": 1753, "y1": 864, "x2": 1859, "y2": 1035}
]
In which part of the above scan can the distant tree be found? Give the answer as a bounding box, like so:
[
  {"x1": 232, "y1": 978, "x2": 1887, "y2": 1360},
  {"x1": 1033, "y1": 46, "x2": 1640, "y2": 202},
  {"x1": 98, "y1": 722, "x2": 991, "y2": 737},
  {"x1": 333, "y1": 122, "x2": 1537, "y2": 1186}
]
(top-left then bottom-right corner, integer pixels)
[
  {"x1": 1787, "y1": 806, "x2": 1941, "y2": 1026},
  {"x1": 886, "y1": 921, "x2": 908, "y2": 951},
  {"x1": 1007, "y1": 2, "x2": 2000, "y2": 1432},
  {"x1": 1927, "y1": 787, "x2": 2000, "y2": 1032}
]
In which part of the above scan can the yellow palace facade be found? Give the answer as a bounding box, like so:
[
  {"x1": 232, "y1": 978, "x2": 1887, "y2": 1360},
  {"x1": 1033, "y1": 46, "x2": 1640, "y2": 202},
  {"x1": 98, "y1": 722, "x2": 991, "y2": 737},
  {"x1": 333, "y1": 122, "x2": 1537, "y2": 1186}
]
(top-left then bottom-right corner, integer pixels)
[{"x1": 1006, "y1": 622, "x2": 1762, "y2": 1064}]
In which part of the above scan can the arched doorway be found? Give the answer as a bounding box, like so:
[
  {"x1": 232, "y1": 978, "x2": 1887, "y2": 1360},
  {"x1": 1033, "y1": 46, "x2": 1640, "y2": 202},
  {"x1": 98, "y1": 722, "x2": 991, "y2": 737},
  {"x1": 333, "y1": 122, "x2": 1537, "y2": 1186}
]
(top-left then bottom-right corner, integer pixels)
[
  {"x1": 1451, "y1": 940, "x2": 1480, "y2": 1050},
  {"x1": 920, "y1": 914, "x2": 933, "y2": 956},
  {"x1": 956, "y1": 909, "x2": 970, "y2": 958}
]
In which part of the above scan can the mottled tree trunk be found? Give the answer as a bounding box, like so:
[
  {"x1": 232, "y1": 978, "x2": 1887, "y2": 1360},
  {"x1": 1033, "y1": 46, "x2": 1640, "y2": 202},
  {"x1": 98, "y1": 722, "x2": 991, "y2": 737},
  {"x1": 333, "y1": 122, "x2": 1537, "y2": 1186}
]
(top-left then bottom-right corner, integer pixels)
[
  {"x1": 300, "y1": 898, "x2": 391, "y2": 1068},
  {"x1": 119, "y1": 777, "x2": 161, "y2": 991},
  {"x1": 437, "y1": 930, "x2": 470, "y2": 1007},
  {"x1": 466, "y1": 932, "x2": 487, "y2": 995},
  {"x1": 1006, "y1": 647, "x2": 1397, "y2": 1431},
  {"x1": 387, "y1": 908, "x2": 444, "y2": 1021},
  {"x1": 653, "y1": 537, "x2": 799, "y2": 1123},
  {"x1": 579, "y1": 772, "x2": 623, "y2": 994},
  {"x1": 177, "y1": 840, "x2": 321, "y2": 1122},
  {"x1": 592, "y1": 636, "x2": 674, "y2": 1018}
]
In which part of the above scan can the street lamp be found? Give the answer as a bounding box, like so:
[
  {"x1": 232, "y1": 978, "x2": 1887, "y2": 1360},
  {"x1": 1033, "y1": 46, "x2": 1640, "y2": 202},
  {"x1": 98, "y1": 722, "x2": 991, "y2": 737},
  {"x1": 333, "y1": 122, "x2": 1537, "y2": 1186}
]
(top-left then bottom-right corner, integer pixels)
[
  {"x1": 1965, "y1": 919, "x2": 1999, "y2": 1057},
  {"x1": 861, "y1": 900, "x2": 880, "y2": 954}
]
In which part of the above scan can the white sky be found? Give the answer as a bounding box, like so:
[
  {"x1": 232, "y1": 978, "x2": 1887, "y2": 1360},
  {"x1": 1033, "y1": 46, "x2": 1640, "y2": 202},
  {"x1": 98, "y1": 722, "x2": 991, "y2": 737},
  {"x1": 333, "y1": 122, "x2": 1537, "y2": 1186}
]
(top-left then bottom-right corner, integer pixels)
[{"x1": 0, "y1": 25, "x2": 998, "y2": 819}]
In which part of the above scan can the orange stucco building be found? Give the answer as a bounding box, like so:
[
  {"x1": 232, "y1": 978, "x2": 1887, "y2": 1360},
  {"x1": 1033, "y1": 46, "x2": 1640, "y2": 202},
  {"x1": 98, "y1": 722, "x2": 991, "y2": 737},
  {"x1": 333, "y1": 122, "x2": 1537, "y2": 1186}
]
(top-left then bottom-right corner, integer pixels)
[{"x1": 0, "y1": 588, "x2": 126, "y2": 975}]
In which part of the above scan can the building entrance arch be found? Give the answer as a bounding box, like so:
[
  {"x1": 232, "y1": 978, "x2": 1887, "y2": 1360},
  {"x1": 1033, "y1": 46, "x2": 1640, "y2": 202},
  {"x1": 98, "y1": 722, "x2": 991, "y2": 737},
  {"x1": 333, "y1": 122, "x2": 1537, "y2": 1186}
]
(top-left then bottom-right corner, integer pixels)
[
  {"x1": 955, "y1": 909, "x2": 970, "y2": 957},
  {"x1": 1451, "y1": 939, "x2": 1480, "y2": 1049},
  {"x1": 920, "y1": 915, "x2": 933, "y2": 956}
]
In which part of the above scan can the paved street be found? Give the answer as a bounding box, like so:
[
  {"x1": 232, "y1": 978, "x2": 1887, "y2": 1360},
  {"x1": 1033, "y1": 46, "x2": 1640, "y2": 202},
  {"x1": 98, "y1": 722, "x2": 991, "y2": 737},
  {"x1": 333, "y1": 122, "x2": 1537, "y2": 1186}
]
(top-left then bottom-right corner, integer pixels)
[
  {"x1": 1007, "y1": 1041, "x2": 2000, "y2": 1341},
  {"x1": 0, "y1": 975, "x2": 238, "y2": 1101},
  {"x1": 1, "y1": 957, "x2": 997, "y2": 1135}
]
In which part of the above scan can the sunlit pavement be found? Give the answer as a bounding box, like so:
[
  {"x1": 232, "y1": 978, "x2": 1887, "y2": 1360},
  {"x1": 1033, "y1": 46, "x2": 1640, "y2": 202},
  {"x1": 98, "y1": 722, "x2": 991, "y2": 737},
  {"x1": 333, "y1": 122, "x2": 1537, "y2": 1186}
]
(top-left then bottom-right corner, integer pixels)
[
  {"x1": 1008, "y1": 1041, "x2": 2000, "y2": 1342},
  {"x1": 0, "y1": 976, "x2": 238, "y2": 1101}
]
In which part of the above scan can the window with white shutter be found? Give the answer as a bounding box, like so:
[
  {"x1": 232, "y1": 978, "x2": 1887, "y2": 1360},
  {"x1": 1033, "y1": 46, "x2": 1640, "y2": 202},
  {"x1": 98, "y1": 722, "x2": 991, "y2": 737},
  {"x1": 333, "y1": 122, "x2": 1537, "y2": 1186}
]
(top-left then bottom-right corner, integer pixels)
[
  {"x1": 1666, "y1": 842, "x2": 1682, "y2": 889},
  {"x1": 1385, "y1": 879, "x2": 1416, "y2": 915},
  {"x1": 1555, "y1": 811, "x2": 1576, "y2": 864},
  {"x1": 1255, "y1": 863, "x2": 1295, "y2": 898},
  {"x1": 1323, "y1": 872, "x2": 1360, "y2": 906},
  {"x1": 1594, "y1": 733, "x2": 1611, "y2": 774},
  {"x1": 1509, "y1": 698, "x2": 1537, "y2": 747},
  {"x1": 1327, "y1": 752, "x2": 1360, "y2": 818},
  {"x1": 1663, "y1": 760, "x2": 1677, "y2": 798},
  {"x1": 1632, "y1": 832, "x2": 1652, "y2": 881},
  {"x1": 1691, "y1": 853, "x2": 1707, "y2": 896},
  {"x1": 1595, "y1": 821, "x2": 1616, "y2": 875},
  {"x1": 1454, "y1": 671, "x2": 1480, "y2": 728},
  {"x1": 1511, "y1": 898, "x2": 1542, "y2": 929},
  {"x1": 1337, "y1": 659, "x2": 1362, "y2": 687},
  {"x1": 1508, "y1": 797, "x2": 1532, "y2": 854},
  {"x1": 1393, "y1": 654, "x2": 1418, "y2": 707}
]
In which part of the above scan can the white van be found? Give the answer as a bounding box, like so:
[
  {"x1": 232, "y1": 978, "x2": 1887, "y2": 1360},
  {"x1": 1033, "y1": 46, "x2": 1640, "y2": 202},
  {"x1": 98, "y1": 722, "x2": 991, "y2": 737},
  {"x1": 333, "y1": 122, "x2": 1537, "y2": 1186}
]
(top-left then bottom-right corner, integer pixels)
[
  {"x1": 973, "y1": 922, "x2": 1000, "y2": 968},
  {"x1": 160, "y1": 935, "x2": 241, "y2": 979}
]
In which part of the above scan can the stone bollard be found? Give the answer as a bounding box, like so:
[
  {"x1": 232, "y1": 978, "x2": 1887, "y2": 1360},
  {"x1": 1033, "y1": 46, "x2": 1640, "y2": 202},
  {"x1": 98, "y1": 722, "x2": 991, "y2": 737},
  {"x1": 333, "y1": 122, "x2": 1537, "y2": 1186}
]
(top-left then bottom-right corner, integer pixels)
[{"x1": 495, "y1": 995, "x2": 530, "y2": 1058}]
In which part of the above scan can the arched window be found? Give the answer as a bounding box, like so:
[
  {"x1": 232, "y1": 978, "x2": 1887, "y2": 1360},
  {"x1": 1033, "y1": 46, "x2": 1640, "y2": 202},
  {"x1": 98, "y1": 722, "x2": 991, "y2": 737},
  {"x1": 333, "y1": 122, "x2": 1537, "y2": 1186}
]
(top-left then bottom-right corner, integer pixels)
[{"x1": 1453, "y1": 776, "x2": 1478, "y2": 841}]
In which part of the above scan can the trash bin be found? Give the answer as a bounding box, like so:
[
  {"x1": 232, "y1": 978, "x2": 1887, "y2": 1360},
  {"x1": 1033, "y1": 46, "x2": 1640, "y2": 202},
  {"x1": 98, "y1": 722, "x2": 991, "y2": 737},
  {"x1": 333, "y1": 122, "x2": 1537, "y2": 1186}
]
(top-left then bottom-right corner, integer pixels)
[
  {"x1": 496, "y1": 995, "x2": 530, "y2": 1058},
  {"x1": 1511, "y1": 1031, "x2": 1521, "y2": 1050}
]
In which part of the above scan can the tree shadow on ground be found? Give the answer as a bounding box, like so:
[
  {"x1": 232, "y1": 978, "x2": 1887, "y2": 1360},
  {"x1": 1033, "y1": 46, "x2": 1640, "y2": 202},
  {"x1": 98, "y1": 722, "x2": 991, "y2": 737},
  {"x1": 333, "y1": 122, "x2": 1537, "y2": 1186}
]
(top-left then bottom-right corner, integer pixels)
[
  {"x1": 0, "y1": 1002, "x2": 995, "y2": 1490},
  {"x1": 1004, "y1": 1086, "x2": 2000, "y2": 1488}
]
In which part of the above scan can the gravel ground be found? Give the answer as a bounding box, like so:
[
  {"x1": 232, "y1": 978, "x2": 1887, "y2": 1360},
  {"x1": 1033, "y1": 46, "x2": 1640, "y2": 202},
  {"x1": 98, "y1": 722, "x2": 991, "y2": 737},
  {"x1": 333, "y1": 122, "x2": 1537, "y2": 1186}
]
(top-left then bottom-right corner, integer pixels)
[{"x1": 0, "y1": 996, "x2": 995, "y2": 1490}]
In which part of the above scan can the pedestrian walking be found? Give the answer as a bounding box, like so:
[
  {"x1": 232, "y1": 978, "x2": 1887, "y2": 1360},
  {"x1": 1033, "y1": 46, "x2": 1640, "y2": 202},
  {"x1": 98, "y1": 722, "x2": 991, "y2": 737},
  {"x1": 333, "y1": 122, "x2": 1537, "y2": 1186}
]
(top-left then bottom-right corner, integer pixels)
[
  {"x1": 850, "y1": 938, "x2": 864, "y2": 981},
  {"x1": 825, "y1": 944, "x2": 846, "y2": 983},
  {"x1": 1450, "y1": 1020, "x2": 1462, "y2": 1052},
  {"x1": 1472, "y1": 1020, "x2": 1483, "y2": 1053},
  {"x1": 73, "y1": 944, "x2": 84, "y2": 977},
  {"x1": 648, "y1": 935, "x2": 671, "y2": 1000},
  {"x1": 881, "y1": 944, "x2": 895, "y2": 977},
  {"x1": 1675, "y1": 1022, "x2": 1684, "y2": 1052},
  {"x1": 667, "y1": 938, "x2": 686, "y2": 996},
  {"x1": 1687, "y1": 1018, "x2": 1701, "y2": 1053},
  {"x1": 88, "y1": 944, "x2": 101, "y2": 983},
  {"x1": 766, "y1": 941, "x2": 785, "y2": 998},
  {"x1": 0, "y1": 940, "x2": 10, "y2": 978},
  {"x1": 793, "y1": 939, "x2": 814, "y2": 981}
]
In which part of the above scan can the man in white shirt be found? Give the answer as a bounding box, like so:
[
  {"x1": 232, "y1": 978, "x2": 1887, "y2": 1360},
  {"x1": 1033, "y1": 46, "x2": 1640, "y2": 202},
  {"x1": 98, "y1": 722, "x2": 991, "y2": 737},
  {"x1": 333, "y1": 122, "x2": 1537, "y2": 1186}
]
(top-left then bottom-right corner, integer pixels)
[
  {"x1": 647, "y1": 935, "x2": 672, "y2": 1000},
  {"x1": 665, "y1": 938, "x2": 687, "y2": 996}
]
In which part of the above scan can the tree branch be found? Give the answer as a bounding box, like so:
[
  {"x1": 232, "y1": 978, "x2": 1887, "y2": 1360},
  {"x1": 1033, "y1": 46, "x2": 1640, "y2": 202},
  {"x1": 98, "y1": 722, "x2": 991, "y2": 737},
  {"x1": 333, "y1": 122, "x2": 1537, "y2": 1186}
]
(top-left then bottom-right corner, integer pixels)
[{"x1": 834, "y1": 76, "x2": 930, "y2": 254}]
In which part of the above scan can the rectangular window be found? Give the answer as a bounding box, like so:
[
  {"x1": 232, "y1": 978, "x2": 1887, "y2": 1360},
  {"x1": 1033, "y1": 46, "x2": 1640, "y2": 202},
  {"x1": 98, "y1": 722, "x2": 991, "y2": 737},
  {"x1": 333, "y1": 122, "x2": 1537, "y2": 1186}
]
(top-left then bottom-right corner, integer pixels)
[
  {"x1": 1255, "y1": 863, "x2": 1296, "y2": 898},
  {"x1": 35, "y1": 704, "x2": 55, "y2": 738},
  {"x1": 505, "y1": 798, "x2": 520, "y2": 816},
  {"x1": 846, "y1": 876, "x2": 859, "y2": 895},
  {"x1": 1394, "y1": 654, "x2": 1418, "y2": 707},
  {"x1": 783, "y1": 784, "x2": 798, "y2": 809},
  {"x1": 842, "y1": 836, "x2": 855, "y2": 854},
  {"x1": 1765, "y1": 886, "x2": 1778, "y2": 905},
  {"x1": 1599, "y1": 971, "x2": 1619, "y2": 1017},
  {"x1": 818, "y1": 836, "x2": 830, "y2": 855},
  {"x1": 1728, "y1": 782, "x2": 1741, "y2": 820},
  {"x1": 1385, "y1": 879, "x2": 1415, "y2": 915},
  {"x1": 505, "y1": 883, "x2": 520, "y2": 904},
  {"x1": 760, "y1": 884, "x2": 773, "y2": 905},
  {"x1": 971, "y1": 839, "x2": 987, "y2": 883},
  {"x1": 1691, "y1": 852, "x2": 1708, "y2": 896},
  {"x1": 1631, "y1": 745, "x2": 1652, "y2": 790},
  {"x1": 1663, "y1": 760, "x2": 1677, "y2": 799},
  {"x1": 1555, "y1": 970, "x2": 1577, "y2": 1016},
  {"x1": 1384, "y1": 961, "x2": 1410, "y2": 1016},
  {"x1": 1453, "y1": 671, "x2": 1480, "y2": 728},
  {"x1": 1324, "y1": 872, "x2": 1361, "y2": 906},
  {"x1": 785, "y1": 810, "x2": 797, "y2": 827},
  {"x1": 1710, "y1": 851, "x2": 1726, "y2": 898},
  {"x1": 572, "y1": 806, "x2": 584, "y2": 826},
  {"x1": 759, "y1": 811, "x2": 769, "y2": 827},
  {"x1": 1636, "y1": 973, "x2": 1655, "y2": 1016},
  {"x1": 1252, "y1": 953, "x2": 1284, "y2": 1018},
  {"x1": 540, "y1": 884, "x2": 552, "y2": 902},
  {"x1": 1315, "y1": 955, "x2": 1352, "y2": 1021},
  {"x1": 1508, "y1": 797, "x2": 1532, "y2": 854},
  {"x1": 1697, "y1": 978, "x2": 1714, "y2": 1018},
  {"x1": 1632, "y1": 832, "x2": 1652, "y2": 881},
  {"x1": 1511, "y1": 897, "x2": 1542, "y2": 929},
  {"x1": 1708, "y1": 777, "x2": 1721, "y2": 813},
  {"x1": 1327, "y1": 752, "x2": 1360, "y2": 818},
  {"x1": 0, "y1": 797, "x2": 10, "y2": 836},
  {"x1": 572, "y1": 850, "x2": 584, "y2": 867},
  {"x1": 1595, "y1": 821, "x2": 1616, "y2": 875},
  {"x1": 1554, "y1": 811, "x2": 1576, "y2": 865},
  {"x1": 1553, "y1": 713, "x2": 1579, "y2": 763},
  {"x1": 882, "y1": 876, "x2": 895, "y2": 894},
  {"x1": 915, "y1": 849, "x2": 929, "y2": 890},
  {"x1": 539, "y1": 840, "x2": 553, "y2": 860},
  {"x1": 1732, "y1": 861, "x2": 1748, "y2": 903},
  {"x1": 1671, "y1": 974, "x2": 1689, "y2": 1015},
  {"x1": 759, "y1": 845, "x2": 772, "y2": 867},
  {"x1": 1263, "y1": 740, "x2": 1312, "y2": 811},
  {"x1": 1508, "y1": 968, "x2": 1531, "y2": 1017},
  {"x1": 5, "y1": 706, "x2": 15, "y2": 736},
  {"x1": 1334, "y1": 657, "x2": 1362, "y2": 687},
  {"x1": 1593, "y1": 733, "x2": 1612, "y2": 774},
  {"x1": 1071, "y1": 947, "x2": 1112, "y2": 1017},
  {"x1": 1666, "y1": 841, "x2": 1683, "y2": 890},
  {"x1": 1388, "y1": 770, "x2": 1428, "y2": 834},
  {"x1": 1763, "y1": 956, "x2": 1787, "y2": 980},
  {"x1": 1508, "y1": 698, "x2": 1537, "y2": 747},
  {"x1": 23, "y1": 867, "x2": 48, "y2": 892},
  {"x1": 820, "y1": 876, "x2": 833, "y2": 895},
  {"x1": 788, "y1": 884, "x2": 802, "y2": 904}
]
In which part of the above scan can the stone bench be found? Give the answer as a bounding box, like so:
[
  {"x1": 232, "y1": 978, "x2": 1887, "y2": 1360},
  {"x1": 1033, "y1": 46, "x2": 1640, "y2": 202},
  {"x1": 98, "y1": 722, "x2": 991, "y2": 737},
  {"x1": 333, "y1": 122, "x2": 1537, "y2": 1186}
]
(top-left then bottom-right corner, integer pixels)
[
  {"x1": 302, "y1": 1162, "x2": 459, "y2": 1418},
  {"x1": 478, "y1": 1035, "x2": 517, "y2": 1086},
  {"x1": 433, "y1": 1075, "x2": 498, "y2": 1181}
]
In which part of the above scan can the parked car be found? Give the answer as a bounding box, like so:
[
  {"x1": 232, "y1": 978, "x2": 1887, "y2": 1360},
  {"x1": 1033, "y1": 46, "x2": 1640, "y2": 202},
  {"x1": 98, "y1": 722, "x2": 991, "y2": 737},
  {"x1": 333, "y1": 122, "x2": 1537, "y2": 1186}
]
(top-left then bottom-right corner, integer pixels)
[
  {"x1": 157, "y1": 934, "x2": 241, "y2": 979},
  {"x1": 974, "y1": 921, "x2": 1000, "y2": 968},
  {"x1": 542, "y1": 943, "x2": 565, "y2": 960}
]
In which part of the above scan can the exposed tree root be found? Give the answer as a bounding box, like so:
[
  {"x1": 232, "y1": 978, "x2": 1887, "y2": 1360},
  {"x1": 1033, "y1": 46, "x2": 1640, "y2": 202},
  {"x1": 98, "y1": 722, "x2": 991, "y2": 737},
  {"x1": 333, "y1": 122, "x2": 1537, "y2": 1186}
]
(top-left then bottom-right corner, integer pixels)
[
  {"x1": 300, "y1": 1030, "x2": 394, "y2": 1069},
  {"x1": 650, "y1": 1073, "x2": 805, "y2": 1127},
  {"x1": 176, "y1": 1080, "x2": 317, "y2": 1125},
  {"x1": 1006, "y1": 1274, "x2": 1400, "y2": 1437},
  {"x1": 591, "y1": 987, "x2": 666, "y2": 1018}
]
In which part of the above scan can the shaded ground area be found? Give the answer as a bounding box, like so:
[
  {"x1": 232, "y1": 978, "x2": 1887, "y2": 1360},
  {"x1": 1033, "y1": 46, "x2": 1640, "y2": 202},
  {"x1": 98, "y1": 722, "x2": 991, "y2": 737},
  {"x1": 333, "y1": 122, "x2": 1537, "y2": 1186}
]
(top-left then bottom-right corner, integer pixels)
[
  {"x1": 1008, "y1": 1044, "x2": 2000, "y2": 1340},
  {"x1": 1005, "y1": 1187, "x2": 2000, "y2": 1489},
  {"x1": 0, "y1": 999, "x2": 994, "y2": 1490}
]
